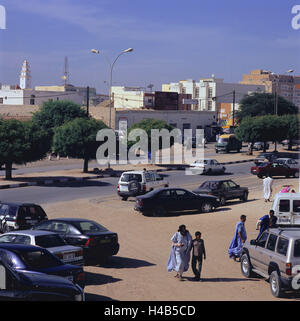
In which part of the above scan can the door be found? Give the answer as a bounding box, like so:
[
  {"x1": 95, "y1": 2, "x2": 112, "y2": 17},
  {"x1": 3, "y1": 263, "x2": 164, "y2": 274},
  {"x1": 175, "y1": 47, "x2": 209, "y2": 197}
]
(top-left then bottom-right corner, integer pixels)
[
  {"x1": 226, "y1": 180, "x2": 241, "y2": 199},
  {"x1": 157, "y1": 189, "x2": 178, "y2": 212},
  {"x1": 250, "y1": 231, "x2": 269, "y2": 271},
  {"x1": 174, "y1": 189, "x2": 195, "y2": 211},
  {"x1": 261, "y1": 233, "x2": 278, "y2": 275}
]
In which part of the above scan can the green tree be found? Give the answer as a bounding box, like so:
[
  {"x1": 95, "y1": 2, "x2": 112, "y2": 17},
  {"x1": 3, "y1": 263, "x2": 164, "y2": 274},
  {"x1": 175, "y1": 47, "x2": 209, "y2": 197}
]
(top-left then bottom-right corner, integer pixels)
[
  {"x1": 0, "y1": 119, "x2": 49, "y2": 179},
  {"x1": 280, "y1": 114, "x2": 300, "y2": 150},
  {"x1": 236, "y1": 93, "x2": 298, "y2": 123},
  {"x1": 52, "y1": 118, "x2": 107, "y2": 173}
]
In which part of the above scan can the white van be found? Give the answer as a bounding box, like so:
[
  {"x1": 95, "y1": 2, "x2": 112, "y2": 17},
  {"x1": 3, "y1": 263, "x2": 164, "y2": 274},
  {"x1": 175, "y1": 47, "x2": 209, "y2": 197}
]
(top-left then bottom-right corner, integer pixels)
[
  {"x1": 271, "y1": 192, "x2": 300, "y2": 225},
  {"x1": 117, "y1": 170, "x2": 169, "y2": 200}
]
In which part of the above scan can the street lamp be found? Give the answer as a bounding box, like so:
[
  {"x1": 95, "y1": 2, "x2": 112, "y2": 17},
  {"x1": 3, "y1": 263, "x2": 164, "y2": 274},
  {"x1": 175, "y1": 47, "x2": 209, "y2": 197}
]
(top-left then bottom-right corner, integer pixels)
[{"x1": 91, "y1": 47, "x2": 134, "y2": 168}]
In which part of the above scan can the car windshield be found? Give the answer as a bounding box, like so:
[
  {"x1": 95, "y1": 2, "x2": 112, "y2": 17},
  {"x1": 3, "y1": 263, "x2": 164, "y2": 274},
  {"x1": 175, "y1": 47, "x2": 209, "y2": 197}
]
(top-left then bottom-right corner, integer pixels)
[
  {"x1": 72, "y1": 221, "x2": 108, "y2": 234},
  {"x1": 18, "y1": 206, "x2": 47, "y2": 220},
  {"x1": 199, "y1": 181, "x2": 219, "y2": 189},
  {"x1": 18, "y1": 249, "x2": 62, "y2": 269},
  {"x1": 121, "y1": 174, "x2": 142, "y2": 182},
  {"x1": 35, "y1": 234, "x2": 66, "y2": 248},
  {"x1": 217, "y1": 138, "x2": 228, "y2": 143}
]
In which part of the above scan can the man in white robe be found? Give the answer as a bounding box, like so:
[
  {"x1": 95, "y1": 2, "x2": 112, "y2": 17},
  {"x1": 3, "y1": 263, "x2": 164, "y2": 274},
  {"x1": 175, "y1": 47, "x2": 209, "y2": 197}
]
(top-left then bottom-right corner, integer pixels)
[{"x1": 263, "y1": 174, "x2": 273, "y2": 202}]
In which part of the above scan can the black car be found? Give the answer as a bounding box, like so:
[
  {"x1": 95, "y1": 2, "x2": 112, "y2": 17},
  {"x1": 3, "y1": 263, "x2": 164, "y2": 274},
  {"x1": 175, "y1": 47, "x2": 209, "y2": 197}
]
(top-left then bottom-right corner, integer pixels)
[
  {"x1": 0, "y1": 257, "x2": 84, "y2": 301},
  {"x1": 32, "y1": 218, "x2": 119, "y2": 264},
  {"x1": 192, "y1": 180, "x2": 248, "y2": 206},
  {"x1": 0, "y1": 202, "x2": 48, "y2": 233},
  {"x1": 134, "y1": 187, "x2": 219, "y2": 216}
]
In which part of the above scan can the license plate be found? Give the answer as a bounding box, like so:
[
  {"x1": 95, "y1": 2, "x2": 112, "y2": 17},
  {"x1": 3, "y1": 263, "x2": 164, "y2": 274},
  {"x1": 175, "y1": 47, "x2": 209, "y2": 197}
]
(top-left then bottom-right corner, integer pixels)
[
  {"x1": 100, "y1": 239, "x2": 111, "y2": 244},
  {"x1": 64, "y1": 275, "x2": 74, "y2": 282},
  {"x1": 63, "y1": 253, "x2": 75, "y2": 260},
  {"x1": 119, "y1": 185, "x2": 128, "y2": 192},
  {"x1": 26, "y1": 220, "x2": 38, "y2": 224}
]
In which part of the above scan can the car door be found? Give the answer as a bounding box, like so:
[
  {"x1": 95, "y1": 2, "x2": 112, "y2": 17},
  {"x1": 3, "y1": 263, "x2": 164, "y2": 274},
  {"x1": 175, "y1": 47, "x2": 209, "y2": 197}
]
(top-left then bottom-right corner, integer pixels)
[
  {"x1": 249, "y1": 231, "x2": 269, "y2": 271},
  {"x1": 156, "y1": 189, "x2": 177, "y2": 212},
  {"x1": 174, "y1": 189, "x2": 195, "y2": 211},
  {"x1": 226, "y1": 181, "x2": 241, "y2": 199},
  {"x1": 262, "y1": 233, "x2": 278, "y2": 275}
]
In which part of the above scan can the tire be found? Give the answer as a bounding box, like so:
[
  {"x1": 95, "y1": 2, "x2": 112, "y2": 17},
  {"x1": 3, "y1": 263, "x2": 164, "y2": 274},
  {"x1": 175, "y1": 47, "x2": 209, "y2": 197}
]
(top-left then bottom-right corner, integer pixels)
[
  {"x1": 269, "y1": 271, "x2": 283, "y2": 298},
  {"x1": 257, "y1": 174, "x2": 263, "y2": 179},
  {"x1": 219, "y1": 196, "x2": 226, "y2": 206},
  {"x1": 121, "y1": 196, "x2": 128, "y2": 201},
  {"x1": 128, "y1": 180, "x2": 141, "y2": 195},
  {"x1": 152, "y1": 206, "x2": 166, "y2": 217},
  {"x1": 207, "y1": 168, "x2": 212, "y2": 175},
  {"x1": 216, "y1": 150, "x2": 219, "y2": 154},
  {"x1": 164, "y1": 184, "x2": 169, "y2": 188},
  {"x1": 237, "y1": 149, "x2": 241, "y2": 153},
  {"x1": 241, "y1": 192, "x2": 248, "y2": 202},
  {"x1": 240, "y1": 254, "x2": 253, "y2": 278},
  {"x1": 201, "y1": 202, "x2": 213, "y2": 213}
]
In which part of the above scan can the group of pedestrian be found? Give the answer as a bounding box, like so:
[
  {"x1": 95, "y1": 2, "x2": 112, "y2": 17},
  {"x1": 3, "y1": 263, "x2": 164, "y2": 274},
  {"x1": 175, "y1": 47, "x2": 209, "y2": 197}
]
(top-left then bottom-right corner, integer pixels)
[{"x1": 167, "y1": 225, "x2": 206, "y2": 282}]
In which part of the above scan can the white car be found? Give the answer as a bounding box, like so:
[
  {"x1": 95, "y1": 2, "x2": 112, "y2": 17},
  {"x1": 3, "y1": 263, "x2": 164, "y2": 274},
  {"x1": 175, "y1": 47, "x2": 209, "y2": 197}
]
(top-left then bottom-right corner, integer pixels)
[
  {"x1": 275, "y1": 158, "x2": 299, "y2": 169},
  {"x1": 189, "y1": 159, "x2": 226, "y2": 175},
  {"x1": 117, "y1": 170, "x2": 169, "y2": 200}
]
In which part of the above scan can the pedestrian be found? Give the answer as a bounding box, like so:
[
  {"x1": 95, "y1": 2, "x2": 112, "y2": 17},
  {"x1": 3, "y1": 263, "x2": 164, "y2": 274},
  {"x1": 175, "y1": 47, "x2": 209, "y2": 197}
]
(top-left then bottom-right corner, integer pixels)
[
  {"x1": 280, "y1": 185, "x2": 291, "y2": 193},
  {"x1": 167, "y1": 225, "x2": 193, "y2": 281},
  {"x1": 191, "y1": 231, "x2": 206, "y2": 282},
  {"x1": 256, "y1": 209, "x2": 277, "y2": 240},
  {"x1": 263, "y1": 173, "x2": 273, "y2": 202},
  {"x1": 228, "y1": 215, "x2": 247, "y2": 262}
]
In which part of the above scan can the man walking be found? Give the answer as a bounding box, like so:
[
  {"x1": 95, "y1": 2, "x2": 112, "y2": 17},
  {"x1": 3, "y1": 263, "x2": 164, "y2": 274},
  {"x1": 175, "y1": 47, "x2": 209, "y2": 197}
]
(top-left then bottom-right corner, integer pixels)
[
  {"x1": 256, "y1": 209, "x2": 278, "y2": 239},
  {"x1": 191, "y1": 231, "x2": 206, "y2": 281},
  {"x1": 167, "y1": 225, "x2": 193, "y2": 281},
  {"x1": 263, "y1": 174, "x2": 273, "y2": 202},
  {"x1": 228, "y1": 215, "x2": 247, "y2": 262}
]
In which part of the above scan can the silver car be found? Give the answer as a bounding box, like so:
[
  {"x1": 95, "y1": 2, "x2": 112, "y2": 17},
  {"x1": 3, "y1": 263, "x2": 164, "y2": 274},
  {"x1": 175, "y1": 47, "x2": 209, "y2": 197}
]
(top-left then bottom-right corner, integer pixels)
[
  {"x1": 0, "y1": 230, "x2": 84, "y2": 266},
  {"x1": 241, "y1": 227, "x2": 300, "y2": 297}
]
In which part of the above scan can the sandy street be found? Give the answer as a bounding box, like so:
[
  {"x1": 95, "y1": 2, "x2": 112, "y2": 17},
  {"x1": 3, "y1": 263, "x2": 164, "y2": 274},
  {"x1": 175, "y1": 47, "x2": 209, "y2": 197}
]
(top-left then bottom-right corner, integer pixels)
[{"x1": 42, "y1": 177, "x2": 299, "y2": 301}]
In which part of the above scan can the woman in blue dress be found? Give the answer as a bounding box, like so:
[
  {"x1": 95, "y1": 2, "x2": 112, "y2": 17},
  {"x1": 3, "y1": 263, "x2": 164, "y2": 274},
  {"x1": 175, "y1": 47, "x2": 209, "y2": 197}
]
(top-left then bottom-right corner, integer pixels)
[
  {"x1": 167, "y1": 225, "x2": 193, "y2": 281},
  {"x1": 228, "y1": 215, "x2": 247, "y2": 262}
]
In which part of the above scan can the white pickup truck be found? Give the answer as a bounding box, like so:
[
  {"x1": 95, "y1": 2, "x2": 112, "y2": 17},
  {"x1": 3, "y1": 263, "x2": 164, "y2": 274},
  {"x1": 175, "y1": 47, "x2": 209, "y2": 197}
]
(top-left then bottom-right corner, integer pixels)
[{"x1": 271, "y1": 192, "x2": 300, "y2": 225}]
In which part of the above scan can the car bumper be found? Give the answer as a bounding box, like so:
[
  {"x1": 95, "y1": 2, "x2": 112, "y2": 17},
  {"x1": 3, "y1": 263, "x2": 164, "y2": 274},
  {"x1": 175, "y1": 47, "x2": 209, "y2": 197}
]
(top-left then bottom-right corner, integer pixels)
[{"x1": 83, "y1": 243, "x2": 120, "y2": 261}]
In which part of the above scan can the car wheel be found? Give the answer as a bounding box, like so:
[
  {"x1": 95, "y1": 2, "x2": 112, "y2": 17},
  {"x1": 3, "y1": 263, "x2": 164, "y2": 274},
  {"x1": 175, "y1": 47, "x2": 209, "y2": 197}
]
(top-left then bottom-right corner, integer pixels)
[
  {"x1": 294, "y1": 172, "x2": 299, "y2": 178},
  {"x1": 207, "y1": 168, "x2": 212, "y2": 175},
  {"x1": 257, "y1": 174, "x2": 263, "y2": 179},
  {"x1": 152, "y1": 206, "x2": 166, "y2": 217},
  {"x1": 164, "y1": 184, "x2": 169, "y2": 188},
  {"x1": 216, "y1": 150, "x2": 219, "y2": 154},
  {"x1": 219, "y1": 196, "x2": 226, "y2": 206},
  {"x1": 240, "y1": 254, "x2": 253, "y2": 278},
  {"x1": 2, "y1": 224, "x2": 10, "y2": 233},
  {"x1": 269, "y1": 271, "x2": 284, "y2": 298},
  {"x1": 241, "y1": 192, "x2": 248, "y2": 202},
  {"x1": 121, "y1": 196, "x2": 128, "y2": 201},
  {"x1": 237, "y1": 149, "x2": 241, "y2": 153},
  {"x1": 201, "y1": 202, "x2": 213, "y2": 213}
]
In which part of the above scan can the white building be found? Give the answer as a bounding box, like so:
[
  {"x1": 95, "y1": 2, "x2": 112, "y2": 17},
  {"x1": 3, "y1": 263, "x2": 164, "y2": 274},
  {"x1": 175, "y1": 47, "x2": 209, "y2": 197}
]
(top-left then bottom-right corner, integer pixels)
[{"x1": 162, "y1": 77, "x2": 265, "y2": 111}]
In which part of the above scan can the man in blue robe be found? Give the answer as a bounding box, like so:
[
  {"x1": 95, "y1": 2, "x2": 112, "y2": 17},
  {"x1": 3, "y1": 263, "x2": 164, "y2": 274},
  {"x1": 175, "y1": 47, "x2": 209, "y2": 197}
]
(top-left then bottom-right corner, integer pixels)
[
  {"x1": 167, "y1": 224, "x2": 193, "y2": 281},
  {"x1": 228, "y1": 215, "x2": 247, "y2": 261},
  {"x1": 256, "y1": 210, "x2": 277, "y2": 240}
]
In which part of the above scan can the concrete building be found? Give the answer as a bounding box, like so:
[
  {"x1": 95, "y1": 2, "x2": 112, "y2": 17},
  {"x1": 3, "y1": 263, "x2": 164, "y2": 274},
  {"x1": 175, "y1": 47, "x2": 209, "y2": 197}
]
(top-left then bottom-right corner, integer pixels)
[
  {"x1": 162, "y1": 77, "x2": 264, "y2": 112},
  {"x1": 240, "y1": 69, "x2": 299, "y2": 108}
]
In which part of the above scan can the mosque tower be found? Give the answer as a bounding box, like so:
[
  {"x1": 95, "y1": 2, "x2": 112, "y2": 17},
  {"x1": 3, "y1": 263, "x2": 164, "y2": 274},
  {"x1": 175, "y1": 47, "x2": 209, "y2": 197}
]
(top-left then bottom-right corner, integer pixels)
[{"x1": 19, "y1": 60, "x2": 32, "y2": 89}]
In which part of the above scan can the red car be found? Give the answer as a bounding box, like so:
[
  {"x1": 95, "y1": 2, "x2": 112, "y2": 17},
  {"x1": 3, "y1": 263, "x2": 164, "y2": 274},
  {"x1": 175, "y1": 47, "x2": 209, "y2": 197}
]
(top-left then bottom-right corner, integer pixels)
[{"x1": 251, "y1": 162, "x2": 299, "y2": 179}]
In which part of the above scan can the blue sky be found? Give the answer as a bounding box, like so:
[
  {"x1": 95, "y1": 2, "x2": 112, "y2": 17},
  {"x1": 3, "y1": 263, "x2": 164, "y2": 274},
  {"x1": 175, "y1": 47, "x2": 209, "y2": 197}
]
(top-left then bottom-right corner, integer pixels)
[{"x1": 0, "y1": 0, "x2": 299, "y2": 94}]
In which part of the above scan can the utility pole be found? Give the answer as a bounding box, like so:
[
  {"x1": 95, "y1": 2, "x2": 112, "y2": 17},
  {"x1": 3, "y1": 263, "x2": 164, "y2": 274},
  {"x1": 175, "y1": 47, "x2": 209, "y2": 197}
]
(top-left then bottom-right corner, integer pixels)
[
  {"x1": 86, "y1": 86, "x2": 90, "y2": 117},
  {"x1": 232, "y1": 89, "x2": 236, "y2": 129}
]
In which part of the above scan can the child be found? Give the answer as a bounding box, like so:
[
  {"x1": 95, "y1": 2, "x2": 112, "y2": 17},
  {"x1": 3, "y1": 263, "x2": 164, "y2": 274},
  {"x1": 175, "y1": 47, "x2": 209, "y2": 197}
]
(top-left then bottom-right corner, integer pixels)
[{"x1": 191, "y1": 231, "x2": 206, "y2": 281}]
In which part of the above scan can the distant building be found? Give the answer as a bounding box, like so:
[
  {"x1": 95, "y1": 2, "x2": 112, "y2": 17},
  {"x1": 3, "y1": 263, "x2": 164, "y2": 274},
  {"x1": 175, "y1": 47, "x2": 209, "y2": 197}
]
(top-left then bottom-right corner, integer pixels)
[
  {"x1": 162, "y1": 77, "x2": 264, "y2": 112},
  {"x1": 240, "y1": 69, "x2": 299, "y2": 108}
]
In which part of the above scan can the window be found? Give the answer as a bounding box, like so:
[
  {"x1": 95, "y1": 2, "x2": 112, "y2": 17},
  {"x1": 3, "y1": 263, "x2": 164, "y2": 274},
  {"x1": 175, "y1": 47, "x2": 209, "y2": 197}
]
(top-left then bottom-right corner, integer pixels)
[
  {"x1": 34, "y1": 221, "x2": 55, "y2": 231},
  {"x1": 277, "y1": 237, "x2": 289, "y2": 256},
  {"x1": 20, "y1": 249, "x2": 62, "y2": 269},
  {"x1": 0, "y1": 205, "x2": 8, "y2": 215},
  {"x1": 279, "y1": 200, "x2": 290, "y2": 212},
  {"x1": 175, "y1": 190, "x2": 187, "y2": 197},
  {"x1": 227, "y1": 181, "x2": 237, "y2": 188},
  {"x1": 0, "y1": 98, "x2": 3, "y2": 104},
  {"x1": 294, "y1": 240, "x2": 300, "y2": 257},
  {"x1": 13, "y1": 235, "x2": 31, "y2": 245},
  {"x1": 121, "y1": 174, "x2": 142, "y2": 182},
  {"x1": 35, "y1": 235, "x2": 66, "y2": 248},
  {"x1": 0, "y1": 235, "x2": 18, "y2": 243},
  {"x1": 73, "y1": 221, "x2": 108, "y2": 233},
  {"x1": 53, "y1": 222, "x2": 68, "y2": 233},
  {"x1": 257, "y1": 232, "x2": 269, "y2": 248},
  {"x1": 293, "y1": 200, "x2": 300, "y2": 213},
  {"x1": 266, "y1": 234, "x2": 278, "y2": 251}
]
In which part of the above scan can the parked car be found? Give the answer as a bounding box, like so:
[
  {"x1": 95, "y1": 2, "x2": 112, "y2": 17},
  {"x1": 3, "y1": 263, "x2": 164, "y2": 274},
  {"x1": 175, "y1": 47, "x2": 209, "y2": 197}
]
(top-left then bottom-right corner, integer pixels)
[
  {"x1": 0, "y1": 257, "x2": 85, "y2": 301},
  {"x1": 117, "y1": 170, "x2": 169, "y2": 200},
  {"x1": 192, "y1": 180, "x2": 248, "y2": 206},
  {"x1": 215, "y1": 134, "x2": 242, "y2": 153},
  {"x1": 0, "y1": 230, "x2": 84, "y2": 266},
  {"x1": 32, "y1": 218, "x2": 119, "y2": 264},
  {"x1": 0, "y1": 243, "x2": 85, "y2": 289},
  {"x1": 241, "y1": 227, "x2": 300, "y2": 298},
  {"x1": 254, "y1": 152, "x2": 297, "y2": 165},
  {"x1": 189, "y1": 159, "x2": 226, "y2": 175},
  {"x1": 250, "y1": 142, "x2": 270, "y2": 151},
  {"x1": 134, "y1": 187, "x2": 219, "y2": 216},
  {"x1": 281, "y1": 139, "x2": 300, "y2": 148},
  {"x1": 274, "y1": 158, "x2": 299, "y2": 169},
  {"x1": 0, "y1": 202, "x2": 48, "y2": 233},
  {"x1": 251, "y1": 162, "x2": 299, "y2": 178}
]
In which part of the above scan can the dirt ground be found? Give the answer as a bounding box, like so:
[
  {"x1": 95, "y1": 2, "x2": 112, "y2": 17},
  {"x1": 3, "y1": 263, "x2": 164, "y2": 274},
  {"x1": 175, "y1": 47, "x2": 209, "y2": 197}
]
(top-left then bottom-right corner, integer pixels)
[{"x1": 42, "y1": 176, "x2": 300, "y2": 301}]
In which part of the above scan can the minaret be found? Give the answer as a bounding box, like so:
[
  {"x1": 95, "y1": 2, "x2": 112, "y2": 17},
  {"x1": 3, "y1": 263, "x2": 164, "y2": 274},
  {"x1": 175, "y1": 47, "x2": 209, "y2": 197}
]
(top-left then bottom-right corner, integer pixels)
[{"x1": 20, "y1": 60, "x2": 32, "y2": 89}]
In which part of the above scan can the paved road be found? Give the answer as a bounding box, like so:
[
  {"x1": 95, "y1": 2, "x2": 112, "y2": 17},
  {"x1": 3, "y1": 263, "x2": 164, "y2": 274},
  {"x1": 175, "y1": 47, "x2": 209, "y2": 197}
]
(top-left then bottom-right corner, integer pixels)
[{"x1": 0, "y1": 162, "x2": 264, "y2": 204}]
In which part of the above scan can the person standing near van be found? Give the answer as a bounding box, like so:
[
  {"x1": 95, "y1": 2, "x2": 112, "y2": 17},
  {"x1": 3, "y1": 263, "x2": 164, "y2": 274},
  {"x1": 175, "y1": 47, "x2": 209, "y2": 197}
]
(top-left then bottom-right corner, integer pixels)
[
  {"x1": 228, "y1": 215, "x2": 247, "y2": 262},
  {"x1": 263, "y1": 174, "x2": 273, "y2": 202},
  {"x1": 191, "y1": 231, "x2": 206, "y2": 281},
  {"x1": 256, "y1": 210, "x2": 277, "y2": 239}
]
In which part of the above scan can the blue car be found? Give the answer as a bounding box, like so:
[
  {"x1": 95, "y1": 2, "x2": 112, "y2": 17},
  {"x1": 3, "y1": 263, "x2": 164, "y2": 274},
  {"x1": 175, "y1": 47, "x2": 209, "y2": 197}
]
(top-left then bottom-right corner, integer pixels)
[{"x1": 0, "y1": 243, "x2": 85, "y2": 289}]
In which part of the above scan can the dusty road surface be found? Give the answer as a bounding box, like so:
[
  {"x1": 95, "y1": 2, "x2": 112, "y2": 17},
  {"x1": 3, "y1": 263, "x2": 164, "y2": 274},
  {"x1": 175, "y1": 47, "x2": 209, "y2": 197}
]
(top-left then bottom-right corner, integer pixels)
[{"x1": 41, "y1": 177, "x2": 300, "y2": 301}]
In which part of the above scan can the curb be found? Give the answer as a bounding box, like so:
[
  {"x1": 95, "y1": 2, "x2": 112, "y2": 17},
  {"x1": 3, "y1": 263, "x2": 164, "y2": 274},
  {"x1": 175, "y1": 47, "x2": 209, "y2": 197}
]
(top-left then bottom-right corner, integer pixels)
[{"x1": 0, "y1": 159, "x2": 256, "y2": 190}]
